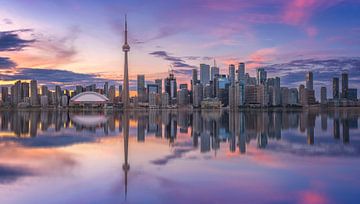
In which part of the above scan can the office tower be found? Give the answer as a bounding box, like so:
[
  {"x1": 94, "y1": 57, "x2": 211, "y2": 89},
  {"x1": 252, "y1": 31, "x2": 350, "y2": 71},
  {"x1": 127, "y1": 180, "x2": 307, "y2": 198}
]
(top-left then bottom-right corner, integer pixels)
[
  {"x1": 228, "y1": 64, "x2": 235, "y2": 84},
  {"x1": 147, "y1": 84, "x2": 159, "y2": 102},
  {"x1": 161, "y1": 92, "x2": 169, "y2": 107},
  {"x1": 192, "y1": 68, "x2": 198, "y2": 85},
  {"x1": 257, "y1": 68, "x2": 267, "y2": 85},
  {"x1": 341, "y1": 72, "x2": 348, "y2": 99},
  {"x1": 299, "y1": 84, "x2": 306, "y2": 106},
  {"x1": 104, "y1": 82, "x2": 109, "y2": 97},
  {"x1": 178, "y1": 88, "x2": 189, "y2": 107},
  {"x1": 122, "y1": 15, "x2": 130, "y2": 109},
  {"x1": 119, "y1": 85, "x2": 123, "y2": 97},
  {"x1": 281, "y1": 87, "x2": 289, "y2": 106},
  {"x1": 237, "y1": 62, "x2": 245, "y2": 82},
  {"x1": 155, "y1": 79, "x2": 162, "y2": 93},
  {"x1": 12, "y1": 80, "x2": 21, "y2": 105},
  {"x1": 333, "y1": 77, "x2": 339, "y2": 99},
  {"x1": 41, "y1": 85, "x2": 48, "y2": 96},
  {"x1": 61, "y1": 95, "x2": 68, "y2": 107},
  {"x1": 210, "y1": 66, "x2": 219, "y2": 81},
  {"x1": 21, "y1": 82, "x2": 29, "y2": 99},
  {"x1": 1, "y1": 87, "x2": 8, "y2": 103},
  {"x1": 348, "y1": 88, "x2": 357, "y2": 100},
  {"x1": 30, "y1": 80, "x2": 39, "y2": 106},
  {"x1": 55, "y1": 85, "x2": 62, "y2": 106},
  {"x1": 179, "y1": 84, "x2": 188, "y2": 90},
  {"x1": 75, "y1": 86, "x2": 82, "y2": 95},
  {"x1": 40, "y1": 95, "x2": 48, "y2": 107},
  {"x1": 289, "y1": 88, "x2": 299, "y2": 105},
  {"x1": 268, "y1": 77, "x2": 281, "y2": 106},
  {"x1": 306, "y1": 71, "x2": 313, "y2": 90},
  {"x1": 203, "y1": 84, "x2": 213, "y2": 98},
  {"x1": 216, "y1": 75, "x2": 230, "y2": 106},
  {"x1": 236, "y1": 83, "x2": 245, "y2": 106},
  {"x1": 137, "y1": 75, "x2": 146, "y2": 102},
  {"x1": 109, "y1": 85, "x2": 116, "y2": 102},
  {"x1": 164, "y1": 72, "x2": 177, "y2": 104},
  {"x1": 229, "y1": 85, "x2": 236, "y2": 109},
  {"x1": 193, "y1": 83, "x2": 203, "y2": 108},
  {"x1": 200, "y1": 64, "x2": 210, "y2": 85},
  {"x1": 320, "y1": 87, "x2": 327, "y2": 104}
]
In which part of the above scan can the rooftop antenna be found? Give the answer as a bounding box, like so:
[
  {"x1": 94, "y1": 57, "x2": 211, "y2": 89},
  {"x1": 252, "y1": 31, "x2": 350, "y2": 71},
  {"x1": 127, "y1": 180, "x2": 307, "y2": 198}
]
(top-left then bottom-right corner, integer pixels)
[{"x1": 213, "y1": 58, "x2": 217, "y2": 68}]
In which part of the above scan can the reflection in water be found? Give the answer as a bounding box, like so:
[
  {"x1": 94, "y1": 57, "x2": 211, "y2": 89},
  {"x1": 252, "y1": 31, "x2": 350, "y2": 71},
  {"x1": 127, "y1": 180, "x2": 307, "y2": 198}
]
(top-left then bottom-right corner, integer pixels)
[
  {"x1": 0, "y1": 109, "x2": 359, "y2": 203},
  {"x1": 0, "y1": 110, "x2": 359, "y2": 151}
]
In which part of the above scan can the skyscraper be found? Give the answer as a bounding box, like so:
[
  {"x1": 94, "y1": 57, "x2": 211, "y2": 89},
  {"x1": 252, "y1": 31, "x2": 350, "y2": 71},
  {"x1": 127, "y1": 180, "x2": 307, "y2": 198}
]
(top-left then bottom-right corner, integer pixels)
[
  {"x1": 137, "y1": 75, "x2": 146, "y2": 102},
  {"x1": 321, "y1": 86, "x2": 327, "y2": 104},
  {"x1": 200, "y1": 64, "x2": 210, "y2": 85},
  {"x1": 104, "y1": 82, "x2": 109, "y2": 97},
  {"x1": 122, "y1": 15, "x2": 130, "y2": 109},
  {"x1": 155, "y1": 79, "x2": 162, "y2": 93},
  {"x1": 341, "y1": 72, "x2": 348, "y2": 99},
  {"x1": 164, "y1": 72, "x2": 177, "y2": 104},
  {"x1": 1, "y1": 87, "x2": 8, "y2": 103},
  {"x1": 237, "y1": 62, "x2": 245, "y2": 82},
  {"x1": 30, "y1": 80, "x2": 38, "y2": 106},
  {"x1": 256, "y1": 68, "x2": 267, "y2": 85},
  {"x1": 229, "y1": 64, "x2": 235, "y2": 84},
  {"x1": 306, "y1": 71, "x2": 313, "y2": 90},
  {"x1": 210, "y1": 60, "x2": 219, "y2": 81},
  {"x1": 333, "y1": 77, "x2": 339, "y2": 99}
]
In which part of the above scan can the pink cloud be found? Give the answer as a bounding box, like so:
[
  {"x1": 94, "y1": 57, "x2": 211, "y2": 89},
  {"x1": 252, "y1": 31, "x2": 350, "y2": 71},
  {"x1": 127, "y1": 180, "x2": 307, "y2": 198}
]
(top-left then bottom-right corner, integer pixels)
[
  {"x1": 306, "y1": 26, "x2": 318, "y2": 37},
  {"x1": 298, "y1": 191, "x2": 330, "y2": 204}
]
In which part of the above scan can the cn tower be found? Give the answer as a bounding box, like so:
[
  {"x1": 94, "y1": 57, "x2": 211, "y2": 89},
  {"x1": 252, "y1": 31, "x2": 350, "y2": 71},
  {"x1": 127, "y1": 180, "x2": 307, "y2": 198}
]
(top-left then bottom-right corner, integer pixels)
[{"x1": 122, "y1": 15, "x2": 130, "y2": 109}]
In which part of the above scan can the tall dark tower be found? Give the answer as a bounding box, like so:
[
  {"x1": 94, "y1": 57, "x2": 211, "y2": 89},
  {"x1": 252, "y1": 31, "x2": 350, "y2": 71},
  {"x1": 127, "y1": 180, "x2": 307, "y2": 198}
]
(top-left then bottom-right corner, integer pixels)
[{"x1": 122, "y1": 15, "x2": 130, "y2": 109}]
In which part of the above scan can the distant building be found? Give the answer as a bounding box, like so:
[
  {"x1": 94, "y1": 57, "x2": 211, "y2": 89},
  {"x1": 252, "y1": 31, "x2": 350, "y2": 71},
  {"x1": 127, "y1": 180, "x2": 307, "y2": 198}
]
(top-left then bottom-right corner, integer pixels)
[
  {"x1": 30, "y1": 80, "x2": 39, "y2": 106},
  {"x1": 333, "y1": 77, "x2": 339, "y2": 99},
  {"x1": 342, "y1": 72, "x2": 348, "y2": 99},
  {"x1": 245, "y1": 85, "x2": 257, "y2": 105},
  {"x1": 41, "y1": 86, "x2": 48, "y2": 96},
  {"x1": 103, "y1": 82, "x2": 109, "y2": 97},
  {"x1": 1, "y1": 87, "x2": 9, "y2": 103},
  {"x1": 161, "y1": 92, "x2": 169, "y2": 107},
  {"x1": 177, "y1": 88, "x2": 189, "y2": 107},
  {"x1": 256, "y1": 68, "x2": 267, "y2": 85},
  {"x1": 321, "y1": 87, "x2": 327, "y2": 104},
  {"x1": 210, "y1": 66, "x2": 219, "y2": 81},
  {"x1": 289, "y1": 88, "x2": 299, "y2": 105},
  {"x1": 200, "y1": 64, "x2": 210, "y2": 85},
  {"x1": 348, "y1": 88, "x2": 357, "y2": 101},
  {"x1": 193, "y1": 83, "x2": 203, "y2": 108},
  {"x1": 164, "y1": 73, "x2": 177, "y2": 105},
  {"x1": 306, "y1": 71, "x2": 313, "y2": 90},
  {"x1": 21, "y1": 82, "x2": 29, "y2": 99},
  {"x1": 281, "y1": 87, "x2": 289, "y2": 106},
  {"x1": 155, "y1": 79, "x2": 162, "y2": 93},
  {"x1": 237, "y1": 62, "x2": 245, "y2": 82},
  {"x1": 109, "y1": 85, "x2": 116, "y2": 103},
  {"x1": 137, "y1": 75, "x2": 146, "y2": 102},
  {"x1": 228, "y1": 64, "x2": 236, "y2": 84}
]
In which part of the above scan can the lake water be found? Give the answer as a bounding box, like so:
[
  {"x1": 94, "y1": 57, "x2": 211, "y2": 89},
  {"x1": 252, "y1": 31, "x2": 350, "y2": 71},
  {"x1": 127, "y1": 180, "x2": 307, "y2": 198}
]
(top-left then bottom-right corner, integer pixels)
[{"x1": 0, "y1": 109, "x2": 359, "y2": 204}]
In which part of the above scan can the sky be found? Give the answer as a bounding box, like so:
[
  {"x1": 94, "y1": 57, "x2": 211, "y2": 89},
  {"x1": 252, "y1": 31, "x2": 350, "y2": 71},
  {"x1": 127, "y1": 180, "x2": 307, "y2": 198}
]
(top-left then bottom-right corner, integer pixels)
[{"x1": 0, "y1": 0, "x2": 359, "y2": 96}]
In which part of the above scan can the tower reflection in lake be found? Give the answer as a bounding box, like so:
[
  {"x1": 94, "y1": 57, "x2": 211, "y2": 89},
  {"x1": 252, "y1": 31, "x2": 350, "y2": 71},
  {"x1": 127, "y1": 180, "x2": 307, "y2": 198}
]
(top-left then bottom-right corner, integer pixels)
[
  {"x1": 1, "y1": 110, "x2": 358, "y2": 151},
  {"x1": 0, "y1": 109, "x2": 360, "y2": 204}
]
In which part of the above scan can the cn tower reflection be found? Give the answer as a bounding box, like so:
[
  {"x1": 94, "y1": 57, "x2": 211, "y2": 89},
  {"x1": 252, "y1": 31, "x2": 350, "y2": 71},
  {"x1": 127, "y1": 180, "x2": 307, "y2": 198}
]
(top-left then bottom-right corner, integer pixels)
[{"x1": 122, "y1": 111, "x2": 130, "y2": 200}]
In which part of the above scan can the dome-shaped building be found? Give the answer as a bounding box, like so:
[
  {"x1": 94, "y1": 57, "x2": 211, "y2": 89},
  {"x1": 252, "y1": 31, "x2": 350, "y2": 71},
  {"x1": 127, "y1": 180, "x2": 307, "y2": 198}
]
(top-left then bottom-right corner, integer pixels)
[{"x1": 70, "y1": 91, "x2": 109, "y2": 107}]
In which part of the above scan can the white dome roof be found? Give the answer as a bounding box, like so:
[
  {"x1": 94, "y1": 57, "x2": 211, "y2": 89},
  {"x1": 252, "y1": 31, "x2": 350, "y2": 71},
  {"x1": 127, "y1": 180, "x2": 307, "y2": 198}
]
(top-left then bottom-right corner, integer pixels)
[{"x1": 70, "y1": 91, "x2": 109, "y2": 103}]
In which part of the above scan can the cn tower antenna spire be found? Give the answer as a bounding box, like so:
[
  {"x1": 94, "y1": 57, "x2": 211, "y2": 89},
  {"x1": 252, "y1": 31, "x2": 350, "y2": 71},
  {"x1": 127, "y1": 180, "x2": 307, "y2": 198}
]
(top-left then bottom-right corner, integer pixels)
[{"x1": 122, "y1": 14, "x2": 130, "y2": 109}]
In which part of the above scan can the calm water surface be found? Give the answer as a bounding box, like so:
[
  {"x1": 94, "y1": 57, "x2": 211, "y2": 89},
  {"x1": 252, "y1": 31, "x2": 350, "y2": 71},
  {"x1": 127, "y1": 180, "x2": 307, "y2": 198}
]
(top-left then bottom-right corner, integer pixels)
[{"x1": 0, "y1": 109, "x2": 359, "y2": 204}]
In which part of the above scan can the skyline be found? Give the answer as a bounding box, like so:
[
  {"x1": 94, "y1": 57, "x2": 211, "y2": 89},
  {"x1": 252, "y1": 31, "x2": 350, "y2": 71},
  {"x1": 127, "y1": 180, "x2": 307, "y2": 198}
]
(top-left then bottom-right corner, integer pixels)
[{"x1": 0, "y1": 0, "x2": 360, "y2": 96}]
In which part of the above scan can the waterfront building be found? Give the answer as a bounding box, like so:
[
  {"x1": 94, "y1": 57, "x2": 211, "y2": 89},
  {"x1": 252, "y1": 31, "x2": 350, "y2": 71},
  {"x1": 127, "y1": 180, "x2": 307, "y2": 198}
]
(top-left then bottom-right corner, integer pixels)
[
  {"x1": 210, "y1": 66, "x2": 219, "y2": 81},
  {"x1": 228, "y1": 64, "x2": 236, "y2": 84},
  {"x1": 178, "y1": 88, "x2": 190, "y2": 107},
  {"x1": 61, "y1": 95, "x2": 68, "y2": 107},
  {"x1": 245, "y1": 85, "x2": 258, "y2": 105},
  {"x1": 281, "y1": 87, "x2": 289, "y2": 107},
  {"x1": 216, "y1": 75, "x2": 230, "y2": 106},
  {"x1": 137, "y1": 75, "x2": 146, "y2": 102},
  {"x1": 164, "y1": 73, "x2": 177, "y2": 105},
  {"x1": 321, "y1": 87, "x2": 327, "y2": 104},
  {"x1": 237, "y1": 62, "x2": 245, "y2": 82},
  {"x1": 103, "y1": 82, "x2": 109, "y2": 97},
  {"x1": 193, "y1": 83, "x2": 203, "y2": 108},
  {"x1": 1, "y1": 87, "x2": 9, "y2": 103},
  {"x1": 348, "y1": 88, "x2": 358, "y2": 101},
  {"x1": 55, "y1": 85, "x2": 62, "y2": 106},
  {"x1": 40, "y1": 95, "x2": 48, "y2": 107},
  {"x1": 268, "y1": 77, "x2": 281, "y2": 106},
  {"x1": 161, "y1": 92, "x2": 169, "y2": 107},
  {"x1": 155, "y1": 79, "x2": 162, "y2": 93},
  {"x1": 109, "y1": 85, "x2": 116, "y2": 103},
  {"x1": 306, "y1": 71, "x2": 313, "y2": 90},
  {"x1": 342, "y1": 72, "x2": 348, "y2": 99},
  {"x1": 333, "y1": 77, "x2": 339, "y2": 99},
  {"x1": 200, "y1": 64, "x2": 210, "y2": 85},
  {"x1": 203, "y1": 84, "x2": 213, "y2": 98},
  {"x1": 256, "y1": 68, "x2": 267, "y2": 85},
  {"x1": 21, "y1": 82, "x2": 29, "y2": 99},
  {"x1": 30, "y1": 80, "x2": 39, "y2": 106},
  {"x1": 289, "y1": 88, "x2": 299, "y2": 105},
  {"x1": 41, "y1": 86, "x2": 48, "y2": 96},
  {"x1": 149, "y1": 92, "x2": 161, "y2": 108}
]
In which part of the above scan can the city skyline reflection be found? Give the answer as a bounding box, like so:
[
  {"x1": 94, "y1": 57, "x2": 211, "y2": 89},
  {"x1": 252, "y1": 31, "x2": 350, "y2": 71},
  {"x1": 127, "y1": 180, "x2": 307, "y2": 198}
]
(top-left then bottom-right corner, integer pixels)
[{"x1": 0, "y1": 109, "x2": 358, "y2": 155}]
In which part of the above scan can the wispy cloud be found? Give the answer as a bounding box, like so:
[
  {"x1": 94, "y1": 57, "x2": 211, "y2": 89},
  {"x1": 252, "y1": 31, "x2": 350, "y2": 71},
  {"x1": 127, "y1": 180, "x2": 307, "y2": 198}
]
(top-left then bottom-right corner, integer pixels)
[
  {"x1": 0, "y1": 57, "x2": 17, "y2": 69},
  {"x1": 149, "y1": 50, "x2": 197, "y2": 69},
  {"x1": 0, "y1": 29, "x2": 35, "y2": 52}
]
